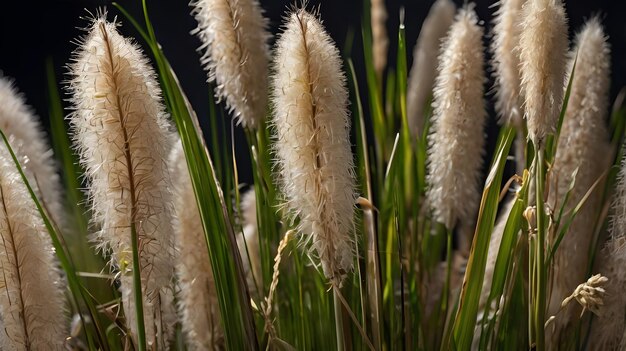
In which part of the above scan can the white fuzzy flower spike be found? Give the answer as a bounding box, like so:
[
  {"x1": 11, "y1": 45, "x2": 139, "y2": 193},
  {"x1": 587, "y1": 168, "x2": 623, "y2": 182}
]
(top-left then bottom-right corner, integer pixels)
[
  {"x1": 548, "y1": 18, "x2": 611, "y2": 340},
  {"x1": 0, "y1": 144, "x2": 66, "y2": 350},
  {"x1": 272, "y1": 9, "x2": 357, "y2": 285},
  {"x1": 426, "y1": 5, "x2": 487, "y2": 230},
  {"x1": 192, "y1": 0, "x2": 270, "y2": 129},
  {"x1": 371, "y1": 0, "x2": 388, "y2": 80},
  {"x1": 68, "y1": 17, "x2": 176, "y2": 348},
  {"x1": 491, "y1": 0, "x2": 526, "y2": 127},
  {"x1": 0, "y1": 77, "x2": 63, "y2": 225},
  {"x1": 518, "y1": 0, "x2": 569, "y2": 147},
  {"x1": 407, "y1": 0, "x2": 455, "y2": 138},
  {"x1": 170, "y1": 142, "x2": 222, "y2": 350}
]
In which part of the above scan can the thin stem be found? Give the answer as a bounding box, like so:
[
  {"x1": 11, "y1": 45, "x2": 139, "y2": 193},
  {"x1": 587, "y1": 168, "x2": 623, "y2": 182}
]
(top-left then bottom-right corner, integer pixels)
[
  {"x1": 334, "y1": 289, "x2": 345, "y2": 351},
  {"x1": 439, "y1": 226, "x2": 453, "y2": 348},
  {"x1": 130, "y1": 223, "x2": 146, "y2": 351},
  {"x1": 534, "y1": 147, "x2": 547, "y2": 350}
]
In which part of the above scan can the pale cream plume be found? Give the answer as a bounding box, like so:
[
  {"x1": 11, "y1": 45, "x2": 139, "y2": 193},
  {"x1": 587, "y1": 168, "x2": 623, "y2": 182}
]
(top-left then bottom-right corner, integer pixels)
[
  {"x1": 0, "y1": 145, "x2": 66, "y2": 350},
  {"x1": 547, "y1": 19, "x2": 611, "y2": 343},
  {"x1": 426, "y1": 5, "x2": 486, "y2": 230},
  {"x1": 407, "y1": 0, "x2": 455, "y2": 138},
  {"x1": 371, "y1": 0, "x2": 388, "y2": 80},
  {"x1": 272, "y1": 9, "x2": 357, "y2": 285},
  {"x1": 191, "y1": 0, "x2": 270, "y2": 129},
  {"x1": 0, "y1": 77, "x2": 63, "y2": 224},
  {"x1": 518, "y1": 0, "x2": 569, "y2": 147},
  {"x1": 68, "y1": 17, "x2": 176, "y2": 348},
  {"x1": 491, "y1": 0, "x2": 526, "y2": 127},
  {"x1": 170, "y1": 143, "x2": 222, "y2": 350}
]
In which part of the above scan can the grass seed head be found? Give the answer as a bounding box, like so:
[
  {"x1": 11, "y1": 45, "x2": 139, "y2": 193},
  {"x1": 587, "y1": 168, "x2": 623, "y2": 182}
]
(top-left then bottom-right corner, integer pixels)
[
  {"x1": 192, "y1": 0, "x2": 270, "y2": 129},
  {"x1": 518, "y1": 0, "x2": 569, "y2": 147},
  {"x1": 271, "y1": 8, "x2": 357, "y2": 286},
  {"x1": 407, "y1": 0, "x2": 456, "y2": 138},
  {"x1": 426, "y1": 4, "x2": 486, "y2": 230}
]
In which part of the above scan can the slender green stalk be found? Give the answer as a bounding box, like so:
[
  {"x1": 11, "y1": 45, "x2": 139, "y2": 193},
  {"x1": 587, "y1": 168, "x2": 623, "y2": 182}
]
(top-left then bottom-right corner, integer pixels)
[
  {"x1": 334, "y1": 289, "x2": 345, "y2": 351},
  {"x1": 534, "y1": 147, "x2": 546, "y2": 350},
  {"x1": 129, "y1": 223, "x2": 146, "y2": 351}
]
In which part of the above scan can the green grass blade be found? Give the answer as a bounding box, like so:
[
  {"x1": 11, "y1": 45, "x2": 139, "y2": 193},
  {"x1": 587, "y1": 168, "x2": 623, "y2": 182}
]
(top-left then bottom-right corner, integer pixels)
[{"x1": 446, "y1": 126, "x2": 516, "y2": 350}]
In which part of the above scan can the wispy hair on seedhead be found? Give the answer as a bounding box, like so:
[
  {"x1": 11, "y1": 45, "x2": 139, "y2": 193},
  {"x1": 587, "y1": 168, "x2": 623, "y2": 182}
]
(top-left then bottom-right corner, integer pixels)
[
  {"x1": 0, "y1": 144, "x2": 66, "y2": 350},
  {"x1": 426, "y1": 4, "x2": 487, "y2": 230},
  {"x1": 67, "y1": 15, "x2": 176, "y2": 348},
  {"x1": 518, "y1": 0, "x2": 569, "y2": 147},
  {"x1": 491, "y1": 0, "x2": 526, "y2": 127},
  {"x1": 271, "y1": 7, "x2": 357, "y2": 286},
  {"x1": 407, "y1": 0, "x2": 456, "y2": 138},
  {"x1": 191, "y1": 0, "x2": 270, "y2": 129}
]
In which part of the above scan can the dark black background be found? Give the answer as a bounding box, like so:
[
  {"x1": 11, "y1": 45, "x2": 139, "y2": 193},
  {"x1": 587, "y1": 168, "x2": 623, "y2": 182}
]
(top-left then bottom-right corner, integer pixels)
[{"x1": 1, "y1": 0, "x2": 625, "y2": 185}]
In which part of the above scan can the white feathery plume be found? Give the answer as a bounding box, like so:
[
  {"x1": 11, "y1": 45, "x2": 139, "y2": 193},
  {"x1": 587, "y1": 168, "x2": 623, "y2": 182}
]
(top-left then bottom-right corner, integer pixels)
[
  {"x1": 426, "y1": 5, "x2": 486, "y2": 230},
  {"x1": 406, "y1": 0, "x2": 455, "y2": 138},
  {"x1": 191, "y1": 0, "x2": 270, "y2": 129},
  {"x1": 518, "y1": 0, "x2": 569, "y2": 147},
  {"x1": 371, "y1": 0, "x2": 388, "y2": 79},
  {"x1": 0, "y1": 77, "x2": 63, "y2": 225},
  {"x1": 272, "y1": 9, "x2": 357, "y2": 285},
  {"x1": 491, "y1": 0, "x2": 526, "y2": 127},
  {"x1": 170, "y1": 143, "x2": 222, "y2": 350},
  {"x1": 547, "y1": 18, "x2": 611, "y2": 339},
  {"x1": 0, "y1": 144, "x2": 66, "y2": 350},
  {"x1": 68, "y1": 17, "x2": 176, "y2": 348}
]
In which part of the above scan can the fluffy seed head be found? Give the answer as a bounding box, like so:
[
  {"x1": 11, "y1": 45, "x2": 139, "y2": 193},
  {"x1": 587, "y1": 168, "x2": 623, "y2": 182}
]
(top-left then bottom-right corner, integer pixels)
[
  {"x1": 169, "y1": 143, "x2": 223, "y2": 350},
  {"x1": 0, "y1": 77, "x2": 63, "y2": 224},
  {"x1": 272, "y1": 9, "x2": 357, "y2": 285},
  {"x1": 491, "y1": 0, "x2": 526, "y2": 127},
  {"x1": 426, "y1": 5, "x2": 487, "y2": 230},
  {"x1": 518, "y1": 0, "x2": 569, "y2": 146},
  {"x1": 192, "y1": 0, "x2": 270, "y2": 129},
  {"x1": 67, "y1": 17, "x2": 176, "y2": 348},
  {"x1": 407, "y1": 0, "x2": 456, "y2": 138},
  {"x1": 371, "y1": 0, "x2": 389, "y2": 79},
  {"x1": 0, "y1": 145, "x2": 66, "y2": 350},
  {"x1": 548, "y1": 18, "x2": 611, "y2": 335}
]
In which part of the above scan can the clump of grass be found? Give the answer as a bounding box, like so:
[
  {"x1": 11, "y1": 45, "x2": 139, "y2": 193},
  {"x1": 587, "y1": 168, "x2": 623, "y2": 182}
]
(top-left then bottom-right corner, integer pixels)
[{"x1": 1, "y1": 0, "x2": 625, "y2": 350}]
